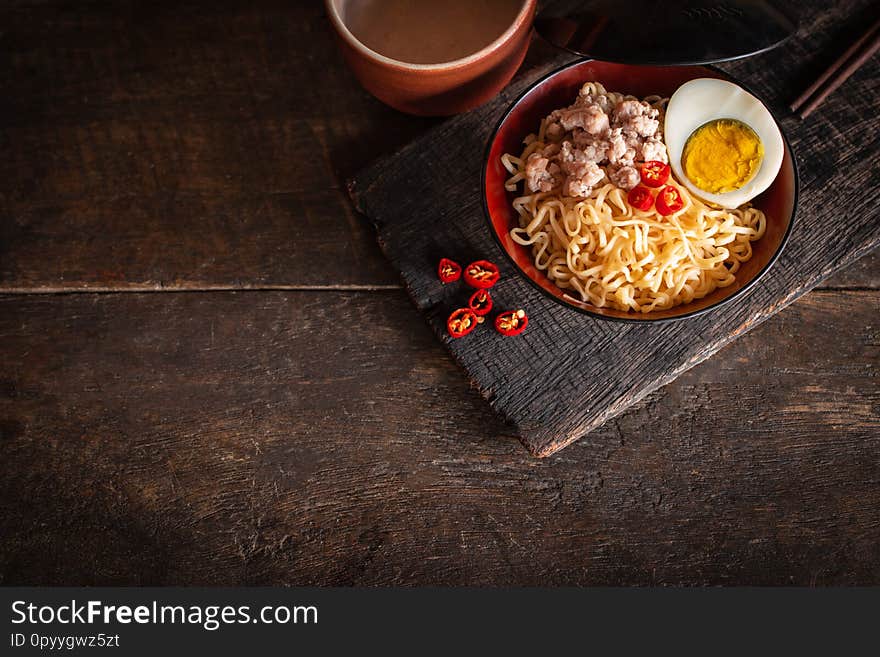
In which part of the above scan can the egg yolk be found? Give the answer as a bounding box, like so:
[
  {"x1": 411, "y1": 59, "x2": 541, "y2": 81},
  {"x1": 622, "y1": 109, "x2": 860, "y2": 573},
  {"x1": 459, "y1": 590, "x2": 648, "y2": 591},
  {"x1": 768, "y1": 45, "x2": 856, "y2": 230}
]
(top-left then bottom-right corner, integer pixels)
[{"x1": 681, "y1": 119, "x2": 764, "y2": 194}]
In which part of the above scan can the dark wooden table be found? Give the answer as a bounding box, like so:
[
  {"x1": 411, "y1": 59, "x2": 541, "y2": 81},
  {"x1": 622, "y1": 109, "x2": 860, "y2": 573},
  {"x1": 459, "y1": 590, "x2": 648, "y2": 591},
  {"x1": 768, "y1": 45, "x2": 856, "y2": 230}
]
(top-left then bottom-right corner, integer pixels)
[{"x1": 1, "y1": 1, "x2": 878, "y2": 585}]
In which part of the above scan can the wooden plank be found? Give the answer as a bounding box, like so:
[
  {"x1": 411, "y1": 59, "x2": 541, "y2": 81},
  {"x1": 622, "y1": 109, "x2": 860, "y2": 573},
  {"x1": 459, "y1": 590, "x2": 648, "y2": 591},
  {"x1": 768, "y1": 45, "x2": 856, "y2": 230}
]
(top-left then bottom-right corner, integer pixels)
[
  {"x1": 0, "y1": 187, "x2": 398, "y2": 291},
  {"x1": 821, "y1": 250, "x2": 879, "y2": 289},
  {"x1": 1, "y1": 0, "x2": 440, "y2": 290},
  {"x1": 0, "y1": 289, "x2": 877, "y2": 585},
  {"x1": 350, "y1": 0, "x2": 880, "y2": 456}
]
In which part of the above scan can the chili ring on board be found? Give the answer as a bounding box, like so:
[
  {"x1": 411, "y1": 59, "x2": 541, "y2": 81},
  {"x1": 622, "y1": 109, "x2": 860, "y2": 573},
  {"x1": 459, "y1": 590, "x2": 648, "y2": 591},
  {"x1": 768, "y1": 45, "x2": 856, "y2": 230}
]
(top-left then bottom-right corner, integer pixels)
[
  {"x1": 468, "y1": 289, "x2": 493, "y2": 316},
  {"x1": 447, "y1": 308, "x2": 482, "y2": 338},
  {"x1": 495, "y1": 309, "x2": 528, "y2": 337},
  {"x1": 437, "y1": 258, "x2": 462, "y2": 283},
  {"x1": 463, "y1": 260, "x2": 500, "y2": 289}
]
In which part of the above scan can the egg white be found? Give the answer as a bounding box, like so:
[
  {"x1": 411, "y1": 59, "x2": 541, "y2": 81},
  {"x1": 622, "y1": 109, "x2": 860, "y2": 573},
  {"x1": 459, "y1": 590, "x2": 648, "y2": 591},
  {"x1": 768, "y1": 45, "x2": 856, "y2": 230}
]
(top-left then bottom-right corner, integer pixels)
[{"x1": 664, "y1": 78, "x2": 784, "y2": 209}]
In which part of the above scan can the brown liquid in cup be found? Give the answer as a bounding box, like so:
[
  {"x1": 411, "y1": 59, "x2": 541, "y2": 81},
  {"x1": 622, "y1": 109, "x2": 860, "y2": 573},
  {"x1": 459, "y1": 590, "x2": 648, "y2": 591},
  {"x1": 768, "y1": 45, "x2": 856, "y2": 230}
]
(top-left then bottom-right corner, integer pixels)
[{"x1": 343, "y1": 0, "x2": 524, "y2": 65}]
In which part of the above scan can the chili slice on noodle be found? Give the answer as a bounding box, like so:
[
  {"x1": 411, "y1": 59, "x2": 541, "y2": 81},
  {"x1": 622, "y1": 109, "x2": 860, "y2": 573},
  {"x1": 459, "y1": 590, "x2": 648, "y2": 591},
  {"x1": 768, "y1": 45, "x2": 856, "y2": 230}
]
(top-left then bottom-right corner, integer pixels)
[
  {"x1": 655, "y1": 185, "x2": 684, "y2": 215},
  {"x1": 640, "y1": 160, "x2": 671, "y2": 188},
  {"x1": 627, "y1": 186, "x2": 654, "y2": 211}
]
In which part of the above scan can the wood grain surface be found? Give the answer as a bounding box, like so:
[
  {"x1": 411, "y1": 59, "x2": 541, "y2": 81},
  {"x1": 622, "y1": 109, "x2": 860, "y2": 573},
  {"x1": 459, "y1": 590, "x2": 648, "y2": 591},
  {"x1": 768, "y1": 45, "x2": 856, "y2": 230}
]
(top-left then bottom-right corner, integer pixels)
[
  {"x1": 1, "y1": 289, "x2": 877, "y2": 585},
  {"x1": 351, "y1": 1, "x2": 880, "y2": 456},
  {"x1": 1, "y1": 0, "x2": 417, "y2": 291},
  {"x1": 1, "y1": 0, "x2": 878, "y2": 584}
]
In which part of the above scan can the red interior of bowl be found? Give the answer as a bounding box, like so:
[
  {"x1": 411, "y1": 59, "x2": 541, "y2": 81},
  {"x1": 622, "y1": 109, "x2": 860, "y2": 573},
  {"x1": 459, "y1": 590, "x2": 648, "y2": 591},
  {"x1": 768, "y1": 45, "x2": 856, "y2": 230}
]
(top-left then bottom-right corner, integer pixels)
[{"x1": 483, "y1": 60, "x2": 797, "y2": 321}]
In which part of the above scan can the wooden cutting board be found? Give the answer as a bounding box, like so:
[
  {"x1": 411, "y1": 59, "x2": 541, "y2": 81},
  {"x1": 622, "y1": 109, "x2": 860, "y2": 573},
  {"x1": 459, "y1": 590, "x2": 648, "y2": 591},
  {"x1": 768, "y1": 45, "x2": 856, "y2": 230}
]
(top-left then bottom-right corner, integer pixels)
[{"x1": 349, "y1": 49, "x2": 879, "y2": 457}]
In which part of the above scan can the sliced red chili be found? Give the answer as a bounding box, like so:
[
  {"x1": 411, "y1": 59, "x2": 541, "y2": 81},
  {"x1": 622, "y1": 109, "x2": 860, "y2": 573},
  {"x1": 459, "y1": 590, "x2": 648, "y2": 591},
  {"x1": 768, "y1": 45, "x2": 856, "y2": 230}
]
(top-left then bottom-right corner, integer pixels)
[
  {"x1": 655, "y1": 185, "x2": 684, "y2": 215},
  {"x1": 640, "y1": 160, "x2": 671, "y2": 188},
  {"x1": 463, "y1": 260, "x2": 500, "y2": 289},
  {"x1": 468, "y1": 289, "x2": 493, "y2": 316},
  {"x1": 447, "y1": 307, "x2": 481, "y2": 338},
  {"x1": 627, "y1": 185, "x2": 654, "y2": 211},
  {"x1": 437, "y1": 258, "x2": 461, "y2": 283},
  {"x1": 495, "y1": 309, "x2": 528, "y2": 337}
]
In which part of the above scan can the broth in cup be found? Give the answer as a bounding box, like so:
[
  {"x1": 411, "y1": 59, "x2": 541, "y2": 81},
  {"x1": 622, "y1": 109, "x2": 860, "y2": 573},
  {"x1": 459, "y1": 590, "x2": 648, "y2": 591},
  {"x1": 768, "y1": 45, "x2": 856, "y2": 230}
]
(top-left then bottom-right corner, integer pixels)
[{"x1": 344, "y1": 0, "x2": 524, "y2": 65}]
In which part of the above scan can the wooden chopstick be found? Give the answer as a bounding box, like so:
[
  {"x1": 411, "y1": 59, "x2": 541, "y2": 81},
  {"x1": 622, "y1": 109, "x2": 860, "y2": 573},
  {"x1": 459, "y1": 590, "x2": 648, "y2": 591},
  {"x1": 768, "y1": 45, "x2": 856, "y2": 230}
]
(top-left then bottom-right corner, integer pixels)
[{"x1": 790, "y1": 14, "x2": 880, "y2": 119}]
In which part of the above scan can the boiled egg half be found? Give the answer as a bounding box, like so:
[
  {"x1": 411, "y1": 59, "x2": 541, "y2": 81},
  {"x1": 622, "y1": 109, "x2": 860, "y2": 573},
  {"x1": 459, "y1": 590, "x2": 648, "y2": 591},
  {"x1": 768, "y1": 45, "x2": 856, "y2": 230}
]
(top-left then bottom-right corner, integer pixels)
[{"x1": 664, "y1": 78, "x2": 783, "y2": 209}]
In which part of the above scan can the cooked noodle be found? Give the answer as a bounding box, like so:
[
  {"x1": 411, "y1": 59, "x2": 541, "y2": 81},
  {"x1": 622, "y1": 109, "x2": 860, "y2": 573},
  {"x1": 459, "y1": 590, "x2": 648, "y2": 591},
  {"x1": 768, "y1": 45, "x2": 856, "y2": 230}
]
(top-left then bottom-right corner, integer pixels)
[{"x1": 502, "y1": 83, "x2": 767, "y2": 313}]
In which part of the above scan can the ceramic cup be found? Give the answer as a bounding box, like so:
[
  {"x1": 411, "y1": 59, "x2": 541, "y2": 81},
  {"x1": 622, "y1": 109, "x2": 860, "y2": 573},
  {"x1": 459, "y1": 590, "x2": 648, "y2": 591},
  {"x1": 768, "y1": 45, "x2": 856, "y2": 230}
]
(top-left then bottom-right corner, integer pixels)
[{"x1": 325, "y1": 0, "x2": 537, "y2": 116}]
